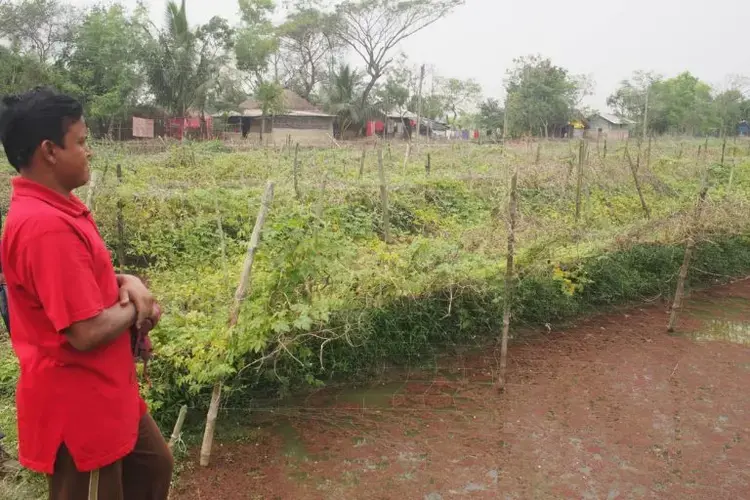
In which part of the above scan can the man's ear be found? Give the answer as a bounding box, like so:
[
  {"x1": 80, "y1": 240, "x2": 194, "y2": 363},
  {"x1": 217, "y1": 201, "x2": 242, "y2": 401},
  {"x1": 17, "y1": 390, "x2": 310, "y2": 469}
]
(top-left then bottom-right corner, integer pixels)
[{"x1": 40, "y1": 139, "x2": 56, "y2": 164}]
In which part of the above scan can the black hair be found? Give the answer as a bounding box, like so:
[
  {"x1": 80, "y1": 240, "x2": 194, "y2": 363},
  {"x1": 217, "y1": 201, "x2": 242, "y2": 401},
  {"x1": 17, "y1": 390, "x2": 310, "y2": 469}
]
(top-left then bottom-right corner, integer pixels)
[{"x1": 0, "y1": 87, "x2": 84, "y2": 172}]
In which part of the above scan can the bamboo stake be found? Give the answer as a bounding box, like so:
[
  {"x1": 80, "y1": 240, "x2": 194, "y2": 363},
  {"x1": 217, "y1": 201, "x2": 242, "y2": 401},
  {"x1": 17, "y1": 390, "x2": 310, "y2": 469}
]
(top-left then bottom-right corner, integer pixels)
[
  {"x1": 359, "y1": 148, "x2": 366, "y2": 179},
  {"x1": 534, "y1": 142, "x2": 541, "y2": 166},
  {"x1": 425, "y1": 153, "x2": 431, "y2": 177},
  {"x1": 377, "y1": 148, "x2": 390, "y2": 244},
  {"x1": 85, "y1": 170, "x2": 98, "y2": 210},
  {"x1": 315, "y1": 170, "x2": 329, "y2": 220},
  {"x1": 415, "y1": 64, "x2": 425, "y2": 148},
  {"x1": 624, "y1": 143, "x2": 651, "y2": 219},
  {"x1": 728, "y1": 141, "x2": 737, "y2": 193},
  {"x1": 498, "y1": 168, "x2": 518, "y2": 392},
  {"x1": 667, "y1": 172, "x2": 709, "y2": 333},
  {"x1": 115, "y1": 164, "x2": 125, "y2": 272},
  {"x1": 603, "y1": 139, "x2": 607, "y2": 160},
  {"x1": 200, "y1": 182, "x2": 275, "y2": 467},
  {"x1": 293, "y1": 143, "x2": 301, "y2": 200},
  {"x1": 402, "y1": 143, "x2": 411, "y2": 171},
  {"x1": 575, "y1": 139, "x2": 585, "y2": 222},
  {"x1": 169, "y1": 405, "x2": 188, "y2": 451},
  {"x1": 642, "y1": 88, "x2": 650, "y2": 141}
]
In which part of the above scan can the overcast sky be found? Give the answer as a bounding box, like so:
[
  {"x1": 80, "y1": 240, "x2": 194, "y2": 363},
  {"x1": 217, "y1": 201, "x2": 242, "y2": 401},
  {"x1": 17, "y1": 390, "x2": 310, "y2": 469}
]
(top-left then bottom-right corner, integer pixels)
[{"x1": 71, "y1": 0, "x2": 750, "y2": 111}]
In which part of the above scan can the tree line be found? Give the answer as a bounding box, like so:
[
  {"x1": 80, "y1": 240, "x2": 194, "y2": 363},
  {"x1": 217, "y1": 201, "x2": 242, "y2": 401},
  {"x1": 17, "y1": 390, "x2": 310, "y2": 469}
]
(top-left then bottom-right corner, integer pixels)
[{"x1": 0, "y1": 0, "x2": 747, "y2": 139}]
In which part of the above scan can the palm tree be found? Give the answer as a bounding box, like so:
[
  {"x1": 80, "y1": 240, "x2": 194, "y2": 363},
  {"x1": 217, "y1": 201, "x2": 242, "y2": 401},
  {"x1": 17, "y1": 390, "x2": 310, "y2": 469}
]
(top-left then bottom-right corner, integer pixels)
[
  {"x1": 146, "y1": 0, "x2": 195, "y2": 117},
  {"x1": 325, "y1": 64, "x2": 367, "y2": 137},
  {"x1": 146, "y1": 0, "x2": 232, "y2": 136}
]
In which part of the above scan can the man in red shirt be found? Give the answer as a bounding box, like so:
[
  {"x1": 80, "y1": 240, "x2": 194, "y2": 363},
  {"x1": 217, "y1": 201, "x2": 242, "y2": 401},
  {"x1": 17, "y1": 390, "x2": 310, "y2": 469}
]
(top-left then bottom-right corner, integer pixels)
[{"x1": 0, "y1": 88, "x2": 172, "y2": 499}]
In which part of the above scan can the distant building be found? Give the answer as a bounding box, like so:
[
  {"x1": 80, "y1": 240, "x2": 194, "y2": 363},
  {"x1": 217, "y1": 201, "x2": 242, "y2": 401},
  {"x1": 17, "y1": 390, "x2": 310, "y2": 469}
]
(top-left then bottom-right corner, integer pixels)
[
  {"x1": 587, "y1": 113, "x2": 635, "y2": 141},
  {"x1": 738, "y1": 120, "x2": 750, "y2": 137},
  {"x1": 570, "y1": 119, "x2": 586, "y2": 139},
  {"x1": 221, "y1": 89, "x2": 335, "y2": 145}
]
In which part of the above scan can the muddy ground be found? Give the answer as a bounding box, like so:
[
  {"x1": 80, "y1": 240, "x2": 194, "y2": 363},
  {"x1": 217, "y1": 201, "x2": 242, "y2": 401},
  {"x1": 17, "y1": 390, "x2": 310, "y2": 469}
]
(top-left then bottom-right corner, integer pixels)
[{"x1": 174, "y1": 279, "x2": 750, "y2": 499}]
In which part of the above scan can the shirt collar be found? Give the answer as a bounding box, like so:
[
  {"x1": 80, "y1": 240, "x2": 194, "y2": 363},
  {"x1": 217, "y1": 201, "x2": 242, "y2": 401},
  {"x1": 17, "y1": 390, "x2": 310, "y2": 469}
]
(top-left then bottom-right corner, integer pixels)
[{"x1": 11, "y1": 177, "x2": 89, "y2": 218}]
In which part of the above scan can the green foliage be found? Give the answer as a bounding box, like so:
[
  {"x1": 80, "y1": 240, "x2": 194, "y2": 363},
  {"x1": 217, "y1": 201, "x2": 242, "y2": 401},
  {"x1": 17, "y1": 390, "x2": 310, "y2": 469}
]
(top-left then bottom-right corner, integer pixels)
[
  {"x1": 145, "y1": 1, "x2": 234, "y2": 116},
  {"x1": 438, "y1": 77, "x2": 482, "y2": 123},
  {"x1": 608, "y1": 71, "x2": 750, "y2": 136},
  {"x1": 0, "y1": 0, "x2": 76, "y2": 63},
  {"x1": 64, "y1": 4, "x2": 145, "y2": 129},
  {"x1": 505, "y1": 55, "x2": 584, "y2": 137},
  {"x1": 278, "y1": 4, "x2": 339, "y2": 100},
  {"x1": 0, "y1": 47, "x2": 76, "y2": 96},
  {"x1": 325, "y1": 64, "x2": 367, "y2": 132},
  {"x1": 235, "y1": 0, "x2": 278, "y2": 78},
  {"x1": 3, "y1": 138, "x2": 750, "y2": 438},
  {"x1": 478, "y1": 98, "x2": 504, "y2": 135}
]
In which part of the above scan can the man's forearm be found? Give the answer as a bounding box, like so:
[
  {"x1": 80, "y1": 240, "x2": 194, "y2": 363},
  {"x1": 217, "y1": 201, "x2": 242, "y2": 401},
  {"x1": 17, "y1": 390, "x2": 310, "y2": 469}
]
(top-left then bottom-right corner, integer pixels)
[{"x1": 64, "y1": 302, "x2": 137, "y2": 351}]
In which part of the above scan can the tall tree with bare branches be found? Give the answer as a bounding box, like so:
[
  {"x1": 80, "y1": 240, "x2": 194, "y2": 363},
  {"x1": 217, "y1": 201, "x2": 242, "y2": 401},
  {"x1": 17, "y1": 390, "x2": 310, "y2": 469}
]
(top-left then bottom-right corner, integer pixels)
[
  {"x1": 277, "y1": 4, "x2": 339, "y2": 100},
  {"x1": 333, "y1": 0, "x2": 463, "y2": 112}
]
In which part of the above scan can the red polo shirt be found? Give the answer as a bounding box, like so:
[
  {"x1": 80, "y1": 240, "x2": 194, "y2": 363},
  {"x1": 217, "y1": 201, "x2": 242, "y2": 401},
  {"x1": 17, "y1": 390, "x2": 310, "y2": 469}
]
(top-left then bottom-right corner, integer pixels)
[{"x1": 1, "y1": 177, "x2": 146, "y2": 474}]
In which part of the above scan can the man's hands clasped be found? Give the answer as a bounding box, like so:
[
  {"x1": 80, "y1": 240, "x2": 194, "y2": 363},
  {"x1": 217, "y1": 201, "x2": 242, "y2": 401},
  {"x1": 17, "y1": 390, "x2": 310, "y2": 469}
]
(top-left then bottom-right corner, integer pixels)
[{"x1": 117, "y1": 274, "x2": 160, "y2": 329}]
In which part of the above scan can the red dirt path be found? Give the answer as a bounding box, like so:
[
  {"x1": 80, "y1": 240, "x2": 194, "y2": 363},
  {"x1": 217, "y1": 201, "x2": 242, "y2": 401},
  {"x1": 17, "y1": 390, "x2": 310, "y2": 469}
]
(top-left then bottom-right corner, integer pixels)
[{"x1": 174, "y1": 279, "x2": 750, "y2": 499}]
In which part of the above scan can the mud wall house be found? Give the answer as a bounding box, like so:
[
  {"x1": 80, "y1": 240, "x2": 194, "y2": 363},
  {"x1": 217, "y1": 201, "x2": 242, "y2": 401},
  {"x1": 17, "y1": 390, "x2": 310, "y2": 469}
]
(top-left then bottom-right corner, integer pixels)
[
  {"x1": 234, "y1": 90, "x2": 335, "y2": 145},
  {"x1": 587, "y1": 113, "x2": 634, "y2": 141}
]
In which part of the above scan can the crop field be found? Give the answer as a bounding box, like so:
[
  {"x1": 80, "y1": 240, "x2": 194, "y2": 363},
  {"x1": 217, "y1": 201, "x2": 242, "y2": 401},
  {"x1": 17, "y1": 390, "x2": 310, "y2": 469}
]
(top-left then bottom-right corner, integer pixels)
[{"x1": 1, "y1": 137, "x2": 750, "y2": 498}]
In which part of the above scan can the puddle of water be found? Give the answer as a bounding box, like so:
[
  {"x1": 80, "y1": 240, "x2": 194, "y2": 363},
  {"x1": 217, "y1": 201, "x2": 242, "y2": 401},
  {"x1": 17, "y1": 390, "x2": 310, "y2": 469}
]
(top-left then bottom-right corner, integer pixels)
[
  {"x1": 686, "y1": 297, "x2": 748, "y2": 320},
  {"x1": 687, "y1": 319, "x2": 750, "y2": 345},
  {"x1": 275, "y1": 419, "x2": 310, "y2": 461},
  {"x1": 337, "y1": 381, "x2": 405, "y2": 408}
]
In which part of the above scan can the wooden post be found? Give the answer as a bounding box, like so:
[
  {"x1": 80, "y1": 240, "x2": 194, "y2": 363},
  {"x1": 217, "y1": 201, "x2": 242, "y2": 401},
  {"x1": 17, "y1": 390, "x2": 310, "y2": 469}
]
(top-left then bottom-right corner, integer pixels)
[
  {"x1": 720, "y1": 135, "x2": 727, "y2": 167},
  {"x1": 624, "y1": 143, "x2": 651, "y2": 219},
  {"x1": 667, "y1": 173, "x2": 709, "y2": 333},
  {"x1": 402, "y1": 143, "x2": 411, "y2": 171},
  {"x1": 315, "y1": 171, "x2": 328, "y2": 220},
  {"x1": 377, "y1": 148, "x2": 390, "y2": 244},
  {"x1": 498, "y1": 168, "x2": 518, "y2": 391},
  {"x1": 642, "y1": 88, "x2": 649, "y2": 142},
  {"x1": 502, "y1": 95, "x2": 510, "y2": 155},
  {"x1": 115, "y1": 164, "x2": 126, "y2": 272},
  {"x1": 575, "y1": 139, "x2": 585, "y2": 222},
  {"x1": 603, "y1": 139, "x2": 607, "y2": 160},
  {"x1": 415, "y1": 64, "x2": 425, "y2": 147},
  {"x1": 169, "y1": 405, "x2": 188, "y2": 451},
  {"x1": 293, "y1": 143, "x2": 301, "y2": 200},
  {"x1": 703, "y1": 136, "x2": 709, "y2": 164},
  {"x1": 359, "y1": 148, "x2": 366, "y2": 179},
  {"x1": 425, "y1": 153, "x2": 431, "y2": 177},
  {"x1": 85, "y1": 171, "x2": 98, "y2": 210},
  {"x1": 200, "y1": 182, "x2": 275, "y2": 467},
  {"x1": 534, "y1": 142, "x2": 541, "y2": 166},
  {"x1": 728, "y1": 140, "x2": 737, "y2": 193}
]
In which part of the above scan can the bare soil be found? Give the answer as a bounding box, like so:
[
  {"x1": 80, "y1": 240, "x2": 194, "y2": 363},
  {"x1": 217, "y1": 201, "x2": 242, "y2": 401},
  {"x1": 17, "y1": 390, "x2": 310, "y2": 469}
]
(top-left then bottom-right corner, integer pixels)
[{"x1": 174, "y1": 279, "x2": 750, "y2": 500}]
